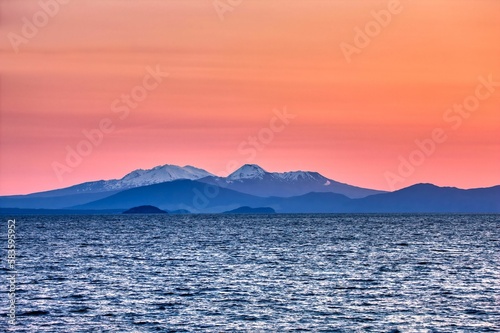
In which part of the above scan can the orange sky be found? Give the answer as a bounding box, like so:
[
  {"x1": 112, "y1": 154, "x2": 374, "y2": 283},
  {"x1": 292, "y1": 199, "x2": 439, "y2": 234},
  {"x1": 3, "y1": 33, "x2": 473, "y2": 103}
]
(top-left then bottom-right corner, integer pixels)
[{"x1": 0, "y1": 0, "x2": 499, "y2": 195}]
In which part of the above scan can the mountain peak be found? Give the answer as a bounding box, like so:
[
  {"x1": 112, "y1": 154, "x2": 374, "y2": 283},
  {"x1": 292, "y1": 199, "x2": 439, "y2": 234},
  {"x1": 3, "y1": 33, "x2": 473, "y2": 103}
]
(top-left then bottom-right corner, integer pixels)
[
  {"x1": 119, "y1": 164, "x2": 213, "y2": 185},
  {"x1": 228, "y1": 164, "x2": 267, "y2": 180}
]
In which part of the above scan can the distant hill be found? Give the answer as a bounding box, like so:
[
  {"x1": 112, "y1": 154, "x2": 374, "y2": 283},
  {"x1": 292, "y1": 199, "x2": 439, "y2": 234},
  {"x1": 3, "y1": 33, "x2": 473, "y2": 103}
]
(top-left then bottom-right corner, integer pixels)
[
  {"x1": 267, "y1": 192, "x2": 352, "y2": 213},
  {"x1": 350, "y1": 184, "x2": 500, "y2": 213},
  {"x1": 223, "y1": 206, "x2": 276, "y2": 214},
  {"x1": 123, "y1": 205, "x2": 167, "y2": 214},
  {"x1": 0, "y1": 191, "x2": 121, "y2": 209}
]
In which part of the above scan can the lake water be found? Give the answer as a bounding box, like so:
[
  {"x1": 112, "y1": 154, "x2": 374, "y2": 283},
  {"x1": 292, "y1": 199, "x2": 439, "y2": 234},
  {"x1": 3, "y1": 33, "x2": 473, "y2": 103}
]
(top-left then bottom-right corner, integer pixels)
[{"x1": 1, "y1": 214, "x2": 499, "y2": 332}]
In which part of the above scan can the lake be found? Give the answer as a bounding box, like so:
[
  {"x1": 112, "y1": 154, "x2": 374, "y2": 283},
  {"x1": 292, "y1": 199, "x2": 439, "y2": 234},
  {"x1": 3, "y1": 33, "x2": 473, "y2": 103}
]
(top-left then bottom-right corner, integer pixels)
[{"x1": 1, "y1": 214, "x2": 499, "y2": 332}]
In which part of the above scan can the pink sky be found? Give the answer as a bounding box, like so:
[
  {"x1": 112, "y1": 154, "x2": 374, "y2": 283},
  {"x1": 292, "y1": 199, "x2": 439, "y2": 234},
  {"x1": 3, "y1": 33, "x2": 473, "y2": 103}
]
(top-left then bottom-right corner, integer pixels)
[{"x1": 0, "y1": 0, "x2": 499, "y2": 195}]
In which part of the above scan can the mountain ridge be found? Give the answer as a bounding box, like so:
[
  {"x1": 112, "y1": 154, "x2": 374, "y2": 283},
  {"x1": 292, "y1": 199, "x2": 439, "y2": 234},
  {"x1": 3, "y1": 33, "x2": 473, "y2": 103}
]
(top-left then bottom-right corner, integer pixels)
[{"x1": 198, "y1": 164, "x2": 384, "y2": 199}]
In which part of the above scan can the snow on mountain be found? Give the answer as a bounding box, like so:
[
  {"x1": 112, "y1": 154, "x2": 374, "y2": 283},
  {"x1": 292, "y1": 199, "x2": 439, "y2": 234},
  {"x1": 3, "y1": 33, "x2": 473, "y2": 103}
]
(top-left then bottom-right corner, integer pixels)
[
  {"x1": 227, "y1": 164, "x2": 266, "y2": 180},
  {"x1": 116, "y1": 164, "x2": 214, "y2": 188},
  {"x1": 199, "y1": 164, "x2": 384, "y2": 198},
  {"x1": 73, "y1": 165, "x2": 214, "y2": 193},
  {"x1": 273, "y1": 171, "x2": 322, "y2": 182},
  {"x1": 226, "y1": 164, "x2": 324, "y2": 183}
]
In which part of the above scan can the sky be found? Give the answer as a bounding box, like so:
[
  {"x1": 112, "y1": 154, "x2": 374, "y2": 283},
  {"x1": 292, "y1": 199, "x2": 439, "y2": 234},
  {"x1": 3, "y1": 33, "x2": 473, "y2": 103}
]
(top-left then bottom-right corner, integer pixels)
[{"x1": 0, "y1": 0, "x2": 499, "y2": 195}]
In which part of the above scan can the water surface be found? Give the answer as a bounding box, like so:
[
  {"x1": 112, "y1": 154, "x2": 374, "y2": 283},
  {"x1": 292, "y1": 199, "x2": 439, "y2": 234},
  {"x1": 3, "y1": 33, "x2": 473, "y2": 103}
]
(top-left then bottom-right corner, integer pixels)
[{"x1": 1, "y1": 214, "x2": 499, "y2": 332}]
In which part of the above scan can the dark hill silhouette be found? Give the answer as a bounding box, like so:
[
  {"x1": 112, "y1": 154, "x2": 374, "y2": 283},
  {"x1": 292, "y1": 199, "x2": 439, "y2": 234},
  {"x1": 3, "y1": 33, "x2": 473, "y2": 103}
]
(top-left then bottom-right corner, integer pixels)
[
  {"x1": 223, "y1": 206, "x2": 276, "y2": 214},
  {"x1": 123, "y1": 205, "x2": 167, "y2": 214}
]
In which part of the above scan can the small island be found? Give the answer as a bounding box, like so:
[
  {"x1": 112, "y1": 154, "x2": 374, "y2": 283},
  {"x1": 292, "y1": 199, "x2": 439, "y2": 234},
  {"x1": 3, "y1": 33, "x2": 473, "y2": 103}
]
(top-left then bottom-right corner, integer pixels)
[
  {"x1": 123, "y1": 205, "x2": 168, "y2": 214},
  {"x1": 223, "y1": 206, "x2": 276, "y2": 214}
]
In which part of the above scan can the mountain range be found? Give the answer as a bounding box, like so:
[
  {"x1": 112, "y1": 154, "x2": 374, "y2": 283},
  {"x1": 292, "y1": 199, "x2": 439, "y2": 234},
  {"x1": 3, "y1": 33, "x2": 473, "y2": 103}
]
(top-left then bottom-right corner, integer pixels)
[{"x1": 0, "y1": 164, "x2": 498, "y2": 213}]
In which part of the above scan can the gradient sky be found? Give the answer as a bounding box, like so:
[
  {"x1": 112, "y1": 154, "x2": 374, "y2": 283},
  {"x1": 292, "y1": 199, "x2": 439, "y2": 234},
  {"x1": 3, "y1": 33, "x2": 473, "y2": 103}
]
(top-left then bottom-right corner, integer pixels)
[{"x1": 0, "y1": 0, "x2": 499, "y2": 195}]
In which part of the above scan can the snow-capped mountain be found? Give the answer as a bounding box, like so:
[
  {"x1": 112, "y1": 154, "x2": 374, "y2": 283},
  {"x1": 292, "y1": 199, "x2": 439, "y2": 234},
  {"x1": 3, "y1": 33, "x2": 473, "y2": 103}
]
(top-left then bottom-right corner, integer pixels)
[
  {"x1": 227, "y1": 164, "x2": 323, "y2": 182},
  {"x1": 0, "y1": 164, "x2": 215, "y2": 209},
  {"x1": 27, "y1": 164, "x2": 214, "y2": 197},
  {"x1": 199, "y1": 164, "x2": 384, "y2": 198},
  {"x1": 227, "y1": 164, "x2": 266, "y2": 180},
  {"x1": 227, "y1": 164, "x2": 324, "y2": 183},
  {"x1": 114, "y1": 165, "x2": 213, "y2": 189},
  {"x1": 73, "y1": 164, "x2": 214, "y2": 193}
]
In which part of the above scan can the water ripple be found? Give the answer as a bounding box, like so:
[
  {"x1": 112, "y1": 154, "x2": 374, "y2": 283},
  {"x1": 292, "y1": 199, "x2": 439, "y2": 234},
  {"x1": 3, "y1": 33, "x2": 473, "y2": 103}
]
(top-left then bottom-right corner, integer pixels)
[{"x1": 0, "y1": 214, "x2": 498, "y2": 332}]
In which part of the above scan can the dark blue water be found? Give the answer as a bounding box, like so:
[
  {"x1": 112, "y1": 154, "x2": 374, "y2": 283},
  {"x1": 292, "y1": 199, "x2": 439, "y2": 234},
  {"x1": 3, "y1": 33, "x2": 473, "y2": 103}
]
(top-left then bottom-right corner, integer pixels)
[{"x1": 1, "y1": 214, "x2": 499, "y2": 332}]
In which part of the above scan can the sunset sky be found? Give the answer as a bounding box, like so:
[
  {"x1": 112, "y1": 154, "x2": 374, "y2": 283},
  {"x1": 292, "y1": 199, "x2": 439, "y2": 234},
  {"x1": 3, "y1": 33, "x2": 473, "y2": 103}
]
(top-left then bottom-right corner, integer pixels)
[{"x1": 0, "y1": 0, "x2": 499, "y2": 195}]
